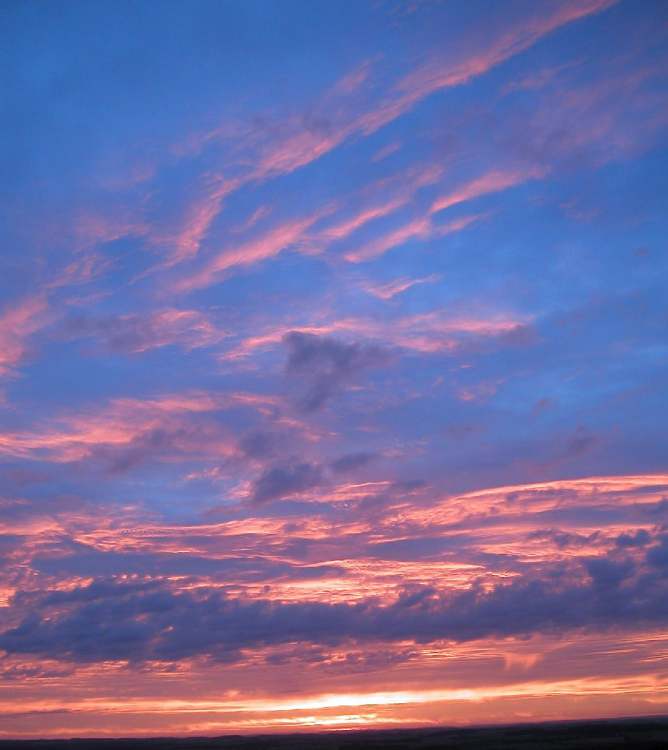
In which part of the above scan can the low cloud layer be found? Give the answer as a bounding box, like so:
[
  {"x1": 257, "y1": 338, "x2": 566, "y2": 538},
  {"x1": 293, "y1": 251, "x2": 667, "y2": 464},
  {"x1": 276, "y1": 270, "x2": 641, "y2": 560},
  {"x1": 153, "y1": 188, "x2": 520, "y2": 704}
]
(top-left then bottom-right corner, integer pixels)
[{"x1": 4, "y1": 536, "x2": 668, "y2": 663}]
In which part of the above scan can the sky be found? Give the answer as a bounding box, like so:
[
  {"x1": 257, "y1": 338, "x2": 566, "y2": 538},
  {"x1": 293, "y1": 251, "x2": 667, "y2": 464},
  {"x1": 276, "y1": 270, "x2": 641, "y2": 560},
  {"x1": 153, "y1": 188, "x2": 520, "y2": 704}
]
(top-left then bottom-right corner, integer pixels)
[{"x1": 1, "y1": 0, "x2": 668, "y2": 738}]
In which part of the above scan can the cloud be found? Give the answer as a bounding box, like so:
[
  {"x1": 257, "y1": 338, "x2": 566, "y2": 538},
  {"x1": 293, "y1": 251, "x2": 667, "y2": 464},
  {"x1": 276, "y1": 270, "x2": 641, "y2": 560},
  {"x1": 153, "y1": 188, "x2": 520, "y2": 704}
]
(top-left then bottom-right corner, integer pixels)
[
  {"x1": 615, "y1": 529, "x2": 651, "y2": 548},
  {"x1": 495, "y1": 49, "x2": 668, "y2": 172},
  {"x1": 172, "y1": 163, "x2": 445, "y2": 290},
  {"x1": 3, "y1": 542, "x2": 667, "y2": 664},
  {"x1": 344, "y1": 163, "x2": 547, "y2": 264},
  {"x1": 143, "y1": 0, "x2": 613, "y2": 279},
  {"x1": 0, "y1": 391, "x2": 269, "y2": 464},
  {"x1": 157, "y1": 177, "x2": 240, "y2": 266},
  {"x1": 527, "y1": 528, "x2": 599, "y2": 550},
  {"x1": 344, "y1": 209, "x2": 487, "y2": 263},
  {"x1": 64, "y1": 308, "x2": 227, "y2": 353},
  {"x1": 562, "y1": 426, "x2": 600, "y2": 459},
  {"x1": 647, "y1": 536, "x2": 668, "y2": 570},
  {"x1": 283, "y1": 332, "x2": 389, "y2": 411},
  {"x1": 361, "y1": 274, "x2": 440, "y2": 300},
  {"x1": 390, "y1": 0, "x2": 617, "y2": 117},
  {"x1": 175, "y1": 211, "x2": 328, "y2": 292},
  {"x1": 221, "y1": 310, "x2": 532, "y2": 364},
  {"x1": 251, "y1": 461, "x2": 324, "y2": 504},
  {"x1": 239, "y1": 431, "x2": 279, "y2": 460},
  {"x1": 330, "y1": 452, "x2": 378, "y2": 474},
  {"x1": 0, "y1": 295, "x2": 51, "y2": 377},
  {"x1": 1, "y1": 473, "x2": 667, "y2": 675},
  {"x1": 429, "y1": 168, "x2": 545, "y2": 215}
]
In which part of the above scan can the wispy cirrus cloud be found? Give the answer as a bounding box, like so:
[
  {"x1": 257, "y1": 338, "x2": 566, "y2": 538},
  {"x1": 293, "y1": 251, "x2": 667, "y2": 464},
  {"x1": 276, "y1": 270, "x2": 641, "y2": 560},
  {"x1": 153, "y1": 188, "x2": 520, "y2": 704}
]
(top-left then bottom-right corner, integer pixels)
[
  {"x1": 63, "y1": 308, "x2": 228, "y2": 353},
  {"x1": 173, "y1": 163, "x2": 445, "y2": 290},
  {"x1": 174, "y1": 210, "x2": 329, "y2": 292},
  {"x1": 142, "y1": 0, "x2": 614, "y2": 272},
  {"x1": 0, "y1": 295, "x2": 51, "y2": 377},
  {"x1": 361, "y1": 274, "x2": 441, "y2": 300},
  {"x1": 429, "y1": 168, "x2": 546, "y2": 215},
  {"x1": 344, "y1": 212, "x2": 487, "y2": 263},
  {"x1": 219, "y1": 309, "x2": 532, "y2": 363},
  {"x1": 343, "y1": 162, "x2": 548, "y2": 264}
]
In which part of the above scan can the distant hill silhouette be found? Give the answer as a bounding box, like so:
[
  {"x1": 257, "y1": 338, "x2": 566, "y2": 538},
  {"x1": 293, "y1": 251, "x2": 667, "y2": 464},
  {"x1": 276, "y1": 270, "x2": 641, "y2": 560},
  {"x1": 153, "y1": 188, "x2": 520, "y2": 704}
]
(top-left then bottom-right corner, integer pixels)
[{"x1": 2, "y1": 716, "x2": 668, "y2": 749}]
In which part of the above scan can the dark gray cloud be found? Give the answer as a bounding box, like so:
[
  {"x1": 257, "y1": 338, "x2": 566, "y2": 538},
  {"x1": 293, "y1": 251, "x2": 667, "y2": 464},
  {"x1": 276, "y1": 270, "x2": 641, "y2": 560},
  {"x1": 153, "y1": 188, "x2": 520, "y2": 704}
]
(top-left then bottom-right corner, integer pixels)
[
  {"x1": 647, "y1": 535, "x2": 668, "y2": 569},
  {"x1": 92, "y1": 422, "x2": 226, "y2": 474},
  {"x1": 527, "y1": 528, "x2": 600, "y2": 549},
  {"x1": 330, "y1": 451, "x2": 378, "y2": 473},
  {"x1": 239, "y1": 430, "x2": 278, "y2": 459},
  {"x1": 3, "y1": 548, "x2": 668, "y2": 664},
  {"x1": 65, "y1": 314, "x2": 148, "y2": 353},
  {"x1": 283, "y1": 332, "x2": 389, "y2": 411},
  {"x1": 616, "y1": 529, "x2": 651, "y2": 548},
  {"x1": 251, "y1": 460, "x2": 324, "y2": 503}
]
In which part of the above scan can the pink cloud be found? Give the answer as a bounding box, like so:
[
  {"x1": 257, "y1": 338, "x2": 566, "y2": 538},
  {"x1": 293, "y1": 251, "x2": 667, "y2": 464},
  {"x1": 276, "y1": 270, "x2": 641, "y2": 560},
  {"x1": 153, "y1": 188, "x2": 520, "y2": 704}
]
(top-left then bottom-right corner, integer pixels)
[
  {"x1": 173, "y1": 162, "x2": 446, "y2": 288},
  {"x1": 345, "y1": 212, "x2": 486, "y2": 263},
  {"x1": 0, "y1": 295, "x2": 51, "y2": 377},
  {"x1": 344, "y1": 163, "x2": 545, "y2": 264},
  {"x1": 0, "y1": 391, "x2": 277, "y2": 463},
  {"x1": 392, "y1": 0, "x2": 616, "y2": 112},
  {"x1": 372, "y1": 141, "x2": 402, "y2": 162},
  {"x1": 345, "y1": 216, "x2": 432, "y2": 263},
  {"x1": 219, "y1": 309, "x2": 531, "y2": 365},
  {"x1": 163, "y1": 178, "x2": 241, "y2": 266},
  {"x1": 430, "y1": 168, "x2": 545, "y2": 215},
  {"x1": 362, "y1": 274, "x2": 441, "y2": 300},
  {"x1": 316, "y1": 198, "x2": 408, "y2": 244},
  {"x1": 152, "y1": 0, "x2": 613, "y2": 273},
  {"x1": 175, "y1": 210, "x2": 329, "y2": 292}
]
